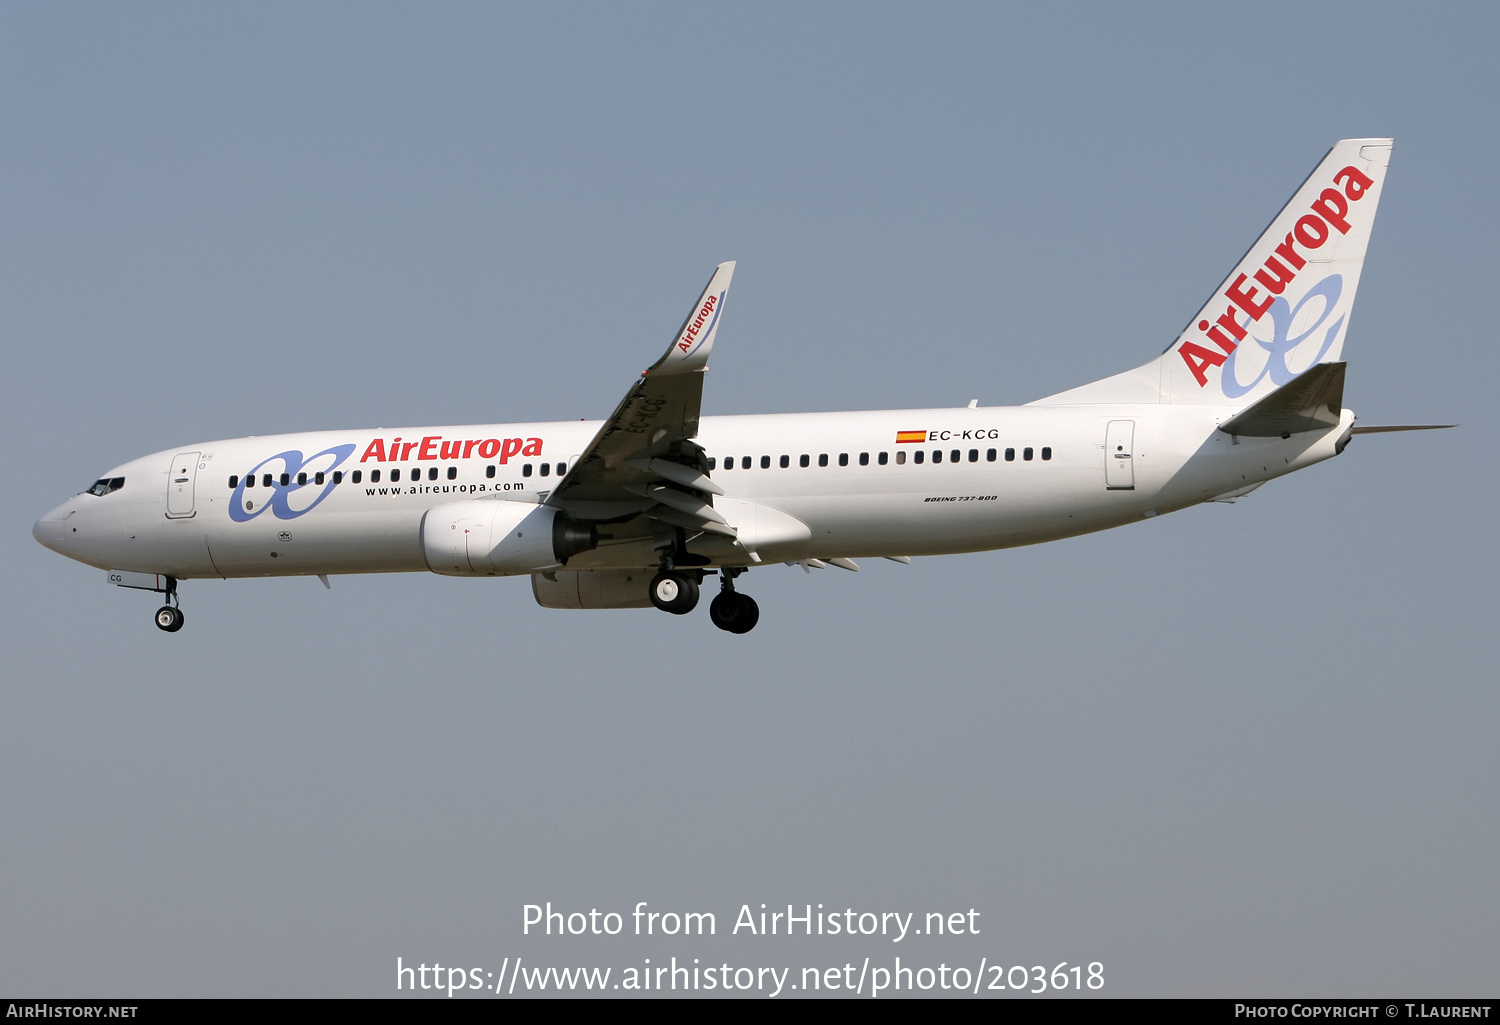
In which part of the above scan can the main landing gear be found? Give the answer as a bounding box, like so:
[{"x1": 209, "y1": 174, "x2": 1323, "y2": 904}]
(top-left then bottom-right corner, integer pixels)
[
  {"x1": 648, "y1": 569, "x2": 700, "y2": 615},
  {"x1": 709, "y1": 567, "x2": 759, "y2": 635},
  {"x1": 648, "y1": 555, "x2": 759, "y2": 633}
]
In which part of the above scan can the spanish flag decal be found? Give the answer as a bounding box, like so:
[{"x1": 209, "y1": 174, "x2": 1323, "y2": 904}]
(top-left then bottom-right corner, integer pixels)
[{"x1": 895, "y1": 430, "x2": 926, "y2": 444}]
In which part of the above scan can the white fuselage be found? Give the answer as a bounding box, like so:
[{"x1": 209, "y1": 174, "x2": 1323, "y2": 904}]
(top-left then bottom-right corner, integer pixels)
[{"x1": 33, "y1": 403, "x2": 1353, "y2": 580}]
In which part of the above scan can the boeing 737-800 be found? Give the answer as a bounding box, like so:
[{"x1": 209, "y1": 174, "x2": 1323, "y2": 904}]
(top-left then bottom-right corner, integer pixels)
[{"x1": 33, "y1": 138, "x2": 1442, "y2": 634}]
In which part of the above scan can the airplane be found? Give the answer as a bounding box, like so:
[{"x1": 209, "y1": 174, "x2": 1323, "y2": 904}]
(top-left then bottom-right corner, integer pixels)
[{"x1": 33, "y1": 137, "x2": 1447, "y2": 635}]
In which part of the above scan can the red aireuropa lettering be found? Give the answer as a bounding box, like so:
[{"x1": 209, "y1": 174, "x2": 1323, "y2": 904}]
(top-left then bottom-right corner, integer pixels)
[
  {"x1": 499, "y1": 438, "x2": 523, "y2": 464},
  {"x1": 1274, "y1": 234, "x2": 1307, "y2": 271},
  {"x1": 1293, "y1": 213, "x2": 1330, "y2": 250},
  {"x1": 1334, "y1": 165, "x2": 1374, "y2": 200},
  {"x1": 478, "y1": 439, "x2": 501, "y2": 460},
  {"x1": 418, "y1": 436, "x2": 441, "y2": 460},
  {"x1": 1178, "y1": 342, "x2": 1228, "y2": 387},
  {"x1": 360, "y1": 439, "x2": 386, "y2": 463},
  {"x1": 1309, "y1": 188, "x2": 1351, "y2": 234},
  {"x1": 1253, "y1": 255, "x2": 1298, "y2": 296},
  {"x1": 1178, "y1": 158, "x2": 1376, "y2": 387},
  {"x1": 1225, "y1": 274, "x2": 1273, "y2": 321}
]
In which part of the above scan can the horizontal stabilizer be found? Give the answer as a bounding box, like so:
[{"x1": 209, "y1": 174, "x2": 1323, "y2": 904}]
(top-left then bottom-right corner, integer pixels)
[
  {"x1": 1218, "y1": 362, "x2": 1345, "y2": 437},
  {"x1": 1350, "y1": 424, "x2": 1457, "y2": 434}
]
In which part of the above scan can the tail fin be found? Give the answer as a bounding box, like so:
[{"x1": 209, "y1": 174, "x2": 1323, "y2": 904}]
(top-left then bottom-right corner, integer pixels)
[{"x1": 1033, "y1": 139, "x2": 1393, "y2": 406}]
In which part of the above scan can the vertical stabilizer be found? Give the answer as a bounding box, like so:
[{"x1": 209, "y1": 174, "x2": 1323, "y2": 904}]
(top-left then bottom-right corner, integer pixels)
[{"x1": 1033, "y1": 139, "x2": 1392, "y2": 406}]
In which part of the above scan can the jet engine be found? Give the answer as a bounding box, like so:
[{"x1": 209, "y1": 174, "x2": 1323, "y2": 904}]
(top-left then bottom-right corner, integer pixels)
[{"x1": 421, "y1": 500, "x2": 597, "y2": 576}]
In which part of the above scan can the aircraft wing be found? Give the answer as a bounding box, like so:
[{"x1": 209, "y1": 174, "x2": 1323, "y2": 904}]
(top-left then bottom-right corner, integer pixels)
[{"x1": 545, "y1": 262, "x2": 736, "y2": 536}]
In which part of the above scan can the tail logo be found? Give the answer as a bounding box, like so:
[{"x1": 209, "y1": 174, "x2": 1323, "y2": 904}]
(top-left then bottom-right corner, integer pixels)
[
  {"x1": 1178, "y1": 163, "x2": 1374, "y2": 391},
  {"x1": 1220, "y1": 275, "x2": 1344, "y2": 398}
]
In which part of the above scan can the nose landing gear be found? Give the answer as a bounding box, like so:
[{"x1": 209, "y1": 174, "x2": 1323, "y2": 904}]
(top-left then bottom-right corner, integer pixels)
[
  {"x1": 152, "y1": 577, "x2": 184, "y2": 632},
  {"x1": 154, "y1": 604, "x2": 185, "y2": 632}
]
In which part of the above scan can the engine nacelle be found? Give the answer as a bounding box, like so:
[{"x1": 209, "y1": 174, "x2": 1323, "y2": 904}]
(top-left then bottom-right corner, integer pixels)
[
  {"x1": 421, "y1": 500, "x2": 597, "y2": 577},
  {"x1": 532, "y1": 569, "x2": 653, "y2": 609}
]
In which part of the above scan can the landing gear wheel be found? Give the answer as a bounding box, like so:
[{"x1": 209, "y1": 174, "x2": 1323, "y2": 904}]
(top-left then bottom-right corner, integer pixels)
[
  {"x1": 649, "y1": 572, "x2": 699, "y2": 615},
  {"x1": 709, "y1": 592, "x2": 759, "y2": 634},
  {"x1": 154, "y1": 605, "x2": 184, "y2": 632}
]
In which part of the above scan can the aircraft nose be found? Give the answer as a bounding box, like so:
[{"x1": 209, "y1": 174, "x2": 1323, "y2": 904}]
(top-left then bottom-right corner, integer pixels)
[{"x1": 32, "y1": 501, "x2": 75, "y2": 556}]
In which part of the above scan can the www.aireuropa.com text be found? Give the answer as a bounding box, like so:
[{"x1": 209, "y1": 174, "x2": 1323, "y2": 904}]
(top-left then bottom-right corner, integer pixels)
[{"x1": 397, "y1": 957, "x2": 1104, "y2": 996}]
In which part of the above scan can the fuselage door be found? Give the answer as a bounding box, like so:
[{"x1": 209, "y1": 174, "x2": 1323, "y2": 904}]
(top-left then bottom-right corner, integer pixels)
[
  {"x1": 166, "y1": 451, "x2": 201, "y2": 518},
  {"x1": 1104, "y1": 421, "x2": 1135, "y2": 490}
]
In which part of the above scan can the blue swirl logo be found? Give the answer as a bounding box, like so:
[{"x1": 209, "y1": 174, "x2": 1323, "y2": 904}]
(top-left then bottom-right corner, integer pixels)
[
  {"x1": 229, "y1": 444, "x2": 357, "y2": 522},
  {"x1": 1220, "y1": 274, "x2": 1346, "y2": 398}
]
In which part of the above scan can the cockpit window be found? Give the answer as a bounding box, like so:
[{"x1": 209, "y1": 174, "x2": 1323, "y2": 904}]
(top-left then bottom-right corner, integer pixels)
[{"x1": 86, "y1": 477, "x2": 125, "y2": 497}]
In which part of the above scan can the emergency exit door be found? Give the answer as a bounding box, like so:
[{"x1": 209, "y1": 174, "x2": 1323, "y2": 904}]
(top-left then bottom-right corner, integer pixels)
[
  {"x1": 166, "y1": 451, "x2": 201, "y2": 518},
  {"x1": 1105, "y1": 421, "x2": 1134, "y2": 490}
]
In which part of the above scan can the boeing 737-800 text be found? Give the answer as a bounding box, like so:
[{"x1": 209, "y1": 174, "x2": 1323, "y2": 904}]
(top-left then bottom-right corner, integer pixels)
[{"x1": 34, "y1": 139, "x2": 1443, "y2": 634}]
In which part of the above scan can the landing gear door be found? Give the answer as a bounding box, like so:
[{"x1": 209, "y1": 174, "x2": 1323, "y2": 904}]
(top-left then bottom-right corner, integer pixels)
[
  {"x1": 166, "y1": 451, "x2": 201, "y2": 518},
  {"x1": 1104, "y1": 421, "x2": 1134, "y2": 490}
]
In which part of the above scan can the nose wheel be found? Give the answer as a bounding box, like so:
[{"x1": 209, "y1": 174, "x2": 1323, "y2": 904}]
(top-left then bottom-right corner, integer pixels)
[
  {"x1": 154, "y1": 604, "x2": 184, "y2": 632},
  {"x1": 152, "y1": 577, "x2": 184, "y2": 632}
]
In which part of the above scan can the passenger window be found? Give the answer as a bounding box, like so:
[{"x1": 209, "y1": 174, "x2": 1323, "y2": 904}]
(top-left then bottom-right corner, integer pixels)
[
  {"x1": 350, "y1": 470, "x2": 360, "y2": 484},
  {"x1": 263, "y1": 474, "x2": 273, "y2": 487},
  {"x1": 838, "y1": 453, "x2": 848, "y2": 466},
  {"x1": 968, "y1": 449, "x2": 978, "y2": 462},
  {"x1": 1005, "y1": 448, "x2": 1015, "y2": 462},
  {"x1": 895, "y1": 451, "x2": 906, "y2": 465},
  {"x1": 557, "y1": 463, "x2": 567, "y2": 475},
  {"x1": 280, "y1": 473, "x2": 290, "y2": 486},
  {"x1": 297, "y1": 472, "x2": 308, "y2": 486},
  {"x1": 315, "y1": 471, "x2": 326, "y2": 485},
  {"x1": 370, "y1": 469, "x2": 380, "y2": 483},
  {"x1": 485, "y1": 465, "x2": 495, "y2": 479},
  {"x1": 878, "y1": 452, "x2": 888, "y2": 465},
  {"x1": 1024, "y1": 447, "x2": 1034, "y2": 461},
  {"x1": 952, "y1": 449, "x2": 962, "y2": 463},
  {"x1": 914, "y1": 451, "x2": 924, "y2": 464},
  {"x1": 392, "y1": 469, "x2": 402, "y2": 482},
  {"x1": 523, "y1": 464, "x2": 533, "y2": 477},
  {"x1": 229, "y1": 475, "x2": 239, "y2": 488},
  {"x1": 447, "y1": 466, "x2": 457, "y2": 480},
  {"x1": 540, "y1": 463, "x2": 549, "y2": 477},
  {"x1": 987, "y1": 448, "x2": 997, "y2": 461},
  {"x1": 779, "y1": 455, "x2": 789, "y2": 468},
  {"x1": 428, "y1": 466, "x2": 438, "y2": 481},
  {"x1": 245, "y1": 474, "x2": 255, "y2": 488},
  {"x1": 743, "y1": 456, "x2": 752, "y2": 470},
  {"x1": 799, "y1": 454, "x2": 809, "y2": 468},
  {"x1": 859, "y1": 452, "x2": 869, "y2": 466},
  {"x1": 331, "y1": 471, "x2": 341, "y2": 484},
  {"x1": 760, "y1": 456, "x2": 770, "y2": 469},
  {"x1": 1041, "y1": 447, "x2": 1052, "y2": 461},
  {"x1": 708, "y1": 457, "x2": 717, "y2": 470}
]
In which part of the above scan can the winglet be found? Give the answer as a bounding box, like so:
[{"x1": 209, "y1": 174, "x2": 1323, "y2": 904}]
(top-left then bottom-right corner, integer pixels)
[{"x1": 650, "y1": 261, "x2": 735, "y2": 376}]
